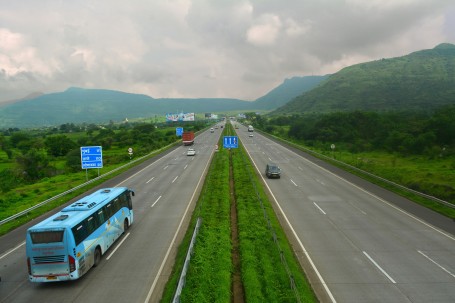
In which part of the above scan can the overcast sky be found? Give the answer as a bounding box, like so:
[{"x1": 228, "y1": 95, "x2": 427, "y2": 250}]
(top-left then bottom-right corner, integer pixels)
[{"x1": 1, "y1": 0, "x2": 454, "y2": 103}]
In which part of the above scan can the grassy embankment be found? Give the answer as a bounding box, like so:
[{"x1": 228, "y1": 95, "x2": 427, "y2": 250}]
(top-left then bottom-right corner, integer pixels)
[
  {"x1": 265, "y1": 131, "x2": 455, "y2": 219},
  {"x1": 161, "y1": 124, "x2": 316, "y2": 302},
  {"x1": 0, "y1": 139, "x2": 180, "y2": 236}
]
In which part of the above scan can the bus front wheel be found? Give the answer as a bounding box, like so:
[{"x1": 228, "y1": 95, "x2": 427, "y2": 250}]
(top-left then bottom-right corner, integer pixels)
[{"x1": 93, "y1": 247, "x2": 101, "y2": 267}]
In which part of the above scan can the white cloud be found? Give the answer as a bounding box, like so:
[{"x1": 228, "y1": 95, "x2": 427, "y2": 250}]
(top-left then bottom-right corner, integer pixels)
[
  {"x1": 0, "y1": 0, "x2": 454, "y2": 102},
  {"x1": 246, "y1": 14, "x2": 282, "y2": 46}
]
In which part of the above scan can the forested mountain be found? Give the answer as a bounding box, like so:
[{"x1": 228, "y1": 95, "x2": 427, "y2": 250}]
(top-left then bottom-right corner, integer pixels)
[
  {"x1": 272, "y1": 43, "x2": 455, "y2": 115},
  {"x1": 0, "y1": 75, "x2": 328, "y2": 128},
  {"x1": 253, "y1": 75, "x2": 329, "y2": 110},
  {"x1": 2, "y1": 43, "x2": 454, "y2": 128},
  {"x1": 0, "y1": 88, "x2": 253, "y2": 128}
]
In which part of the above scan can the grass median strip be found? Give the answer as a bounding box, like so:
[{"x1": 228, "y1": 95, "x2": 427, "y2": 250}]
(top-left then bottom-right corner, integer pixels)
[{"x1": 162, "y1": 124, "x2": 317, "y2": 302}]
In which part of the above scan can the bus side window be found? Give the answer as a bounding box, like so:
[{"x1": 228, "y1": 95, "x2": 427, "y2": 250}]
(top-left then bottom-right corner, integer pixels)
[
  {"x1": 97, "y1": 209, "x2": 105, "y2": 224},
  {"x1": 105, "y1": 203, "x2": 113, "y2": 218},
  {"x1": 86, "y1": 216, "x2": 96, "y2": 235},
  {"x1": 72, "y1": 223, "x2": 87, "y2": 246},
  {"x1": 112, "y1": 198, "x2": 120, "y2": 213},
  {"x1": 119, "y1": 193, "x2": 127, "y2": 208}
]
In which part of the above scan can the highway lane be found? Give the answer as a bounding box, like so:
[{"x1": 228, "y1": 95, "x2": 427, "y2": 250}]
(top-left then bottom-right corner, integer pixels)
[
  {"x1": 234, "y1": 122, "x2": 455, "y2": 303},
  {"x1": 0, "y1": 125, "x2": 222, "y2": 303}
]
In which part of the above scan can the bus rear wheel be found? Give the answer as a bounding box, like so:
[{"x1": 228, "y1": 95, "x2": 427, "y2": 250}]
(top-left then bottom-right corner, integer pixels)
[{"x1": 93, "y1": 247, "x2": 101, "y2": 267}]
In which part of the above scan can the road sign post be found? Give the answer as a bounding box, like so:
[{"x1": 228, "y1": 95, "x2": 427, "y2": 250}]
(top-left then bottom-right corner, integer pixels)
[
  {"x1": 176, "y1": 127, "x2": 183, "y2": 137},
  {"x1": 223, "y1": 136, "x2": 238, "y2": 149},
  {"x1": 81, "y1": 146, "x2": 103, "y2": 180},
  {"x1": 128, "y1": 147, "x2": 133, "y2": 160}
]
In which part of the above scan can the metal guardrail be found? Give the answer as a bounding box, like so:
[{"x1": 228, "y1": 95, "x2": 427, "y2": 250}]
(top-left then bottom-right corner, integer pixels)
[
  {"x1": 0, "y1": 143, "x2": 175, "y2": 227},
  {"x1": 264, "y1": 132, "x2": 455, "y2": 210},
  {"x1": 238, "y1": 149, "x2": 303, "y2": 303},
  {"x1": 172, "y1": 217, "x2": 202, "y2": 303}
]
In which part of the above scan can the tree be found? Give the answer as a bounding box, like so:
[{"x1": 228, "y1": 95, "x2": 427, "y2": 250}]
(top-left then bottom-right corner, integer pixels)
[
  {"x1": 10, "y1": 132, "x2": 31, "y2": 148},
  {"x1": 66, "y1": 149, "x2": 83, "y2": 172},
  {"x1": 45, "y1": 135, "x2": 77, "y2": 157},
  {"x1": 16, "y1": 148, "x2": 51, "y2": 181}
]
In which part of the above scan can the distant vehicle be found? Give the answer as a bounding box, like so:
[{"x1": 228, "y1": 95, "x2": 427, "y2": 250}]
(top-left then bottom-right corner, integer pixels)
[
  {"x1": 210, "y1": 128, "x2": 214, "y2": 133},
  {"x1": 187, "y1": 148, "x2": 196, "y2": 156},
  {"x1": 215, "y1": 125, "x2": 219, "y2": 129},
  {"x1": 265, "y1": 163, "x2": 281, "y2": 179},
  {"x1": 249, "y1": 133, "x2": 254, "y2": 137},
  {"x1": 182, "y1": 131, "x2": 195, "y2": 145},
  {"x1": 26, "y1": 187, "x2": 135, "y2": 282},
  {"x1": 248, "y1": 125, "x2": 254, "y2": 132}
]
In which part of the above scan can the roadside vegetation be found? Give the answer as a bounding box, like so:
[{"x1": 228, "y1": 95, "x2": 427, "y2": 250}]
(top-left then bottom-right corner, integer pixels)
[
  {"x1": 161, "y1": 123, "x2": 316, "y2": 302},
  {"x1": 0, "y1": 120, "x2": 209, "y2": 235},
  {"x1": 246, "y1": 107, "x2": 455, "y2": 217}
]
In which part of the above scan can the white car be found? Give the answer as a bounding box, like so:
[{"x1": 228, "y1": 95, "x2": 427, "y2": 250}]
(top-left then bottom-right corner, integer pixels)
[
  {"x1": 249, "y1": 133, "x2": 254, "y2": 137},
  {"x1": 187, "y1": 148, "x2": 196, "y2": 156}
]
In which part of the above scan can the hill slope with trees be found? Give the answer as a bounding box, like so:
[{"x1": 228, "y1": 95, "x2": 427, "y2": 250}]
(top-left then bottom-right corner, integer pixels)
[
  {"x1": 272, "y1": 43, "x2": 455, "y2": 115},
  {"x1": 252, "y1": 75, "x2": 329, "y2": 110},
  {"x1": 0, "y1": 88, "x2": 253, "y2": 128}
]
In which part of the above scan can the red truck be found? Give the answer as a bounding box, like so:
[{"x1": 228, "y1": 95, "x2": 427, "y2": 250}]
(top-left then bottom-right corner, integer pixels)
[{"x1": 182, "y1": 131, "x2": 195, "y2": 145}]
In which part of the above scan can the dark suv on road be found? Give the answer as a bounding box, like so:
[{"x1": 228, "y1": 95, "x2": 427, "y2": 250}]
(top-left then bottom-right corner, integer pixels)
[{"x1": 265, "y1": 163, "x2": 281, "y2": 179}]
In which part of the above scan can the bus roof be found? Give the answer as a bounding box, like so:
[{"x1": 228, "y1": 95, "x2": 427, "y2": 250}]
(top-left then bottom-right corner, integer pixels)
[{"x1": 28, "y1": 187, "x2": 130, "y2": 231}]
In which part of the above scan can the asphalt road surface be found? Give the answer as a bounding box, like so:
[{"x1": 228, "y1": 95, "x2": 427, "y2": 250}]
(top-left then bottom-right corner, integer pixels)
[
  {"x1": 0, "y1": 126, "x2": 222, "y2": 303},
  {"x1": 234, "y1": 122, "x2": 455, "y2": 303},
  {"x1": 2, "y1": 122, "x2": 454, "y2": 303}
]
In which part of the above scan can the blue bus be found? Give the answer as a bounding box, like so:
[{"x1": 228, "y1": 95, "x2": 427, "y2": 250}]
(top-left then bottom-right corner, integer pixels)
[{"x1": 26, "y1": 187, "x2": 134, "y2": 282}]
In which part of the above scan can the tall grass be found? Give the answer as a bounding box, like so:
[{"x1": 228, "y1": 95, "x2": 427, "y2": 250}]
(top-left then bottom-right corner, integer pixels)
[
  {"x1": 232, "y1": 143, "x2": 316, "y2": 302},
  {"x1": 178, "y1": 140, "x2": 233, "y2": 302},
  {"x1": 162, "y1": 123, "x2": 317, "y2": 302}
]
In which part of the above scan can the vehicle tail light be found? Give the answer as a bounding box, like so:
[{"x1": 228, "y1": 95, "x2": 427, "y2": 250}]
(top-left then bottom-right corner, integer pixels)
[
  {"x1": 68, "y1": 255, "x2": 76, "y2": 273},
  {"x1": 27, "y1": 257, "x2": 31, "y2": 275}
]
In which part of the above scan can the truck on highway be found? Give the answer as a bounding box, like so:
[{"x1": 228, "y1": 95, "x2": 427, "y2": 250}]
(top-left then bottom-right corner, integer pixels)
[
  {"x1": 182, "y1": 131, "x2": 195, "y2": 145},
  {"x1": 248, "y1": 125, "x2": 254, "y2": 132}
]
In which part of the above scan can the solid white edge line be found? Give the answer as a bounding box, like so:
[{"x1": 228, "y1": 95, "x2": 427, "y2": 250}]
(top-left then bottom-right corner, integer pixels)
[
  {"x1": 151, "y1": 196, "x2": 162, "y2": 208},
  {"x1": 106, "y1": 233, "x2": 130, "y2": 261},
  {"x1": 276, "y1": 137, "x2": 455, "y2": 242},
  {"x1": 363, "y1": 251, "x2": 396, "y2": 284},
  {"x1": 0, "y1": 241, "x2": 25, "y2": 259},
  {"x1": 242, "y1": 143, "x2": 337, "y2": 303},
  {"x1": 418, "y1": 250, "x2": 455, "y2": 278},
  {"x1": 144, "y1": 148, "x2": 215, "y2": 303}
]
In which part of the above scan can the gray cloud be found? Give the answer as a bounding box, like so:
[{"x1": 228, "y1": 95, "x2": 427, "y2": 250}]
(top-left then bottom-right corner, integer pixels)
[{"x1": 1, "y1": 0, "x2": 454, "y2": 103}]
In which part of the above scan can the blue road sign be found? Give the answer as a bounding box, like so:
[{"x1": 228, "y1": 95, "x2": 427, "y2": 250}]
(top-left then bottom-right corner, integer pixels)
[
  {"x1": 176, "y1": 127, "x2": 183, "y2": 137},
  {"x1": 223, "y1": 136, "x2": 238, "y2": 148},
  {"x1": 81, "y1": 146, "x2": 103, "y2": 169}
]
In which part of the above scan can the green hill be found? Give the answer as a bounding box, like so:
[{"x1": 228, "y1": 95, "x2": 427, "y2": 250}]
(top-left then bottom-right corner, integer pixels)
[
  {"x1": 0, "y1": 76, "x2": 328, "y2": 128},
  {"x1": 0, "y1": 87, "x2": 253, "y2": 128},
  {"x1": 253, "y1": 75, "x2": 329, "y2": 110},
  {"x1": 272, "y1": 43, "x2": 455, "y2": 115}
]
